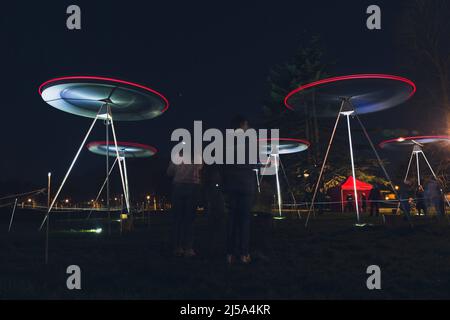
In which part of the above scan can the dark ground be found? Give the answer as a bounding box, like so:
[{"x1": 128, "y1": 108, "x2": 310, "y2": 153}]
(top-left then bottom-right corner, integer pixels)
[{"x1": 1, "y1": 208, "x2": 450, "y2": 300}]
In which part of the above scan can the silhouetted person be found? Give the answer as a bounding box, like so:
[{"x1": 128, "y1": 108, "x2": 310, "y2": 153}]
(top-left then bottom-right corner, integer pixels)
[
  {"x1": 369, "y1": 185, "x2": 381, "y2": 217},
  {"x1": 425, "y1": 180, "x2": 445, "y2": 217},
  {"x1": 345, "y1": 193, "x2": 354, "y2": 213},
  {"x1": 223, "y1": 115, "x2": 257, "y2": 265},
  {"x1": 415, "y1": 185, "x2": 427, "y2": 216},
  {"x1": 202, "y1": 164, "x2": 225, "y2": 254},
  {"x1": 167, "y1": 154, "x2": 203, "y2": 257},
  {"x1": 361, "y1": 193, "x2": 367, "y2": 213},
  {"x1": 399, "y1": 181, "x2": 413, "y2": 217}
]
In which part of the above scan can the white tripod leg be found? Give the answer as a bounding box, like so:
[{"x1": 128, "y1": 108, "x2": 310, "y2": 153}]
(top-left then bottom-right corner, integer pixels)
[
  {"x1": 416, "y1": 152, "x2": 421, "y2": 186},
  {"x1": 87, "y1": 157, "x2": 119, "y2": 220},
  {"x1": 306, "y1": 100, "x2": 345, "y2": 227},
  {"x1": 260, "y1": 155, "x2": 273, "y2": 182},
  {"x1": 345, "y1": 114, "x2": 360, "y2": 223},
  {"x1": 39, "y1": 114, "x2": 99, "y2": 230},
  {"x1": 404, "y1": 149, "x2": 414, "y2": 183},
  {"x1": 273, "y1": 154, "x2": 282, "y2": 218},
  {"x1": 354, "y1": 113, "x2": 411, "y2": 225},
  {"x1": 109, "y1": 116, "x2": 131, "y2": 214},
  {"x1": 279, "y1": 157, "x2": 300, "y2": 218},
  {"x1": 122, "y1": 156, "x2": 131, "y2": 211},
  {"x1": 8, "y1": 198, "x2": 18, "y2": 232},
  {"x1": 254, "y1": 169, "x2": 261, "y2": 193}
]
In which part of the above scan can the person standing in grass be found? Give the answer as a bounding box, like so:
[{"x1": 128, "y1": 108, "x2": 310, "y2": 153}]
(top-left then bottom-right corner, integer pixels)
[
  {"x1": 399, "y1": 180, "x2": 413, "y2": 218},
  {"x1": 369, "y1": 185, "x2": 381, "y2": 217},
  {"x1": 202, "y1": 164, "x2": 225, "y2": 255},
  {"x1": 345, "y1": 193, "x2": 354, "y2": 213},
  {"x1": 223, "y1": 115, "x2": 257, "y2": 265},
  {"x1": 167, "y1": 152, "x2": 203, "y2": 257},
  {"x1": 361, "y1": 193, "x2": 367, "y2": 213},
  {"x1": 415, "y1": 185, "x2": 427, "y2": 216}
]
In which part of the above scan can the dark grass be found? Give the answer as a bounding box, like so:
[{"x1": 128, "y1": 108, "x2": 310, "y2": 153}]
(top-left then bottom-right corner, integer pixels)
[{"x1": 1, "y1": 208, "x2": 450, "y2": 300}]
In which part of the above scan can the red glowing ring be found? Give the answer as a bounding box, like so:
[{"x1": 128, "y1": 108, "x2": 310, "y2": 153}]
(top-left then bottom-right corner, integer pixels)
[
  {"x1": 39, "y1": 76, "x2": 169, "y2": 113},
  {"x1": 379, "y1": 136, "x2": 450, "y2": 149},
  {"x1": 284, "y1": 74, "x2": 416, "y2": 111},
  {"x1": 87, "y1": 141, "x2": 158, "y2": 157}
]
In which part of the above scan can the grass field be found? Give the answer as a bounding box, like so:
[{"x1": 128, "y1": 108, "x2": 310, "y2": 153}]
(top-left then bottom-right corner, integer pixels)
[{"x1": 1, "y1": 209, "x2": 450, "y2": 300}]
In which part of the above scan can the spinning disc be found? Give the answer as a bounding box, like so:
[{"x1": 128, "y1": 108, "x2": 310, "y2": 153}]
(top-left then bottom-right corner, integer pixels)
[
  {"x1": 379, "y1": 136, "x2": 450, "y2": 150},
  {"x1": 284, "y1": 74, "x2": 416, "y2": 117},
  {"x1": 39, "y1": 76, "x2": 169, "y2": 121},
  {"x1": 259, "y1": 138, "x2": 310, "y2": 155},
  {"x1": 87, "y1": 141, "x2": 157, "y2": 158}
]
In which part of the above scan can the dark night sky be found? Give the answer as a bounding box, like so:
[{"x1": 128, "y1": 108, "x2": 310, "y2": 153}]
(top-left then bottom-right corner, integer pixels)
[{"x1": 1, "y1": 0, "x2": 423, "y2": 197}]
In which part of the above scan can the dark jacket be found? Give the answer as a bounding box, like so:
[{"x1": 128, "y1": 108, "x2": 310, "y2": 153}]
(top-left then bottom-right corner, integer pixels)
[
  {"x1": 222, "y1": 136, "x2": 258, "y2": 195},
  {"x1": 222, "y1": 163, "x2": 257, "y2": 195},
  {"x1": 167, "y1": 162, "x2": 203, "y2": 185},
  {"x1": 369, "y1": 187, "x2": 381, "y2": 201}
]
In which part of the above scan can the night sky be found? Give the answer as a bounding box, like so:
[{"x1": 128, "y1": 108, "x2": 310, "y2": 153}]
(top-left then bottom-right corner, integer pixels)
[{"x1": 1, "y1": 0, "x2": 423, "y2": 198}]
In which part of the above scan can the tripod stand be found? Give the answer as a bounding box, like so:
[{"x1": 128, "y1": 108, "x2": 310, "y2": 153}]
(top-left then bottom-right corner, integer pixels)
[
  {"x1": 39, "y1": 105, "x2": 130, "y2": 230},
  {"x1": 305, "y1": 98, "x2": 405, "y2": 227}
]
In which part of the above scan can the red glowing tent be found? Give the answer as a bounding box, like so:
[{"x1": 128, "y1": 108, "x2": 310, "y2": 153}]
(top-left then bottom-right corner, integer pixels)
[{"x1": 340, "y1": 177, "x2": 373, "y2": 212}]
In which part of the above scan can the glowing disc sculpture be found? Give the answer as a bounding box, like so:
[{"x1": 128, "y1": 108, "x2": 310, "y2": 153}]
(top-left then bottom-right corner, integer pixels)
[
  {"x1": 284, "y1": 74, "x2": 416, "y2": 226},
  {"x1": 259, "y1": 138, "x2": 310, "y2": 219},
  {"x1": 380, "y1": 136, "x2": 450, "y2": 208},
  {"x1": 285, "y1": 74, "x2": 416, "y2": 116},
  {"x1": 86, "y1": 141, "x2": 158, "y2": 219},
  {"x1": 38, "y1": 76, "x2": 168, "y2": 230},
  {"x1": 87, "y1": 141, "x2": 158, "y2": 158},
  {"x1": 39, "y1": 76, "x2": 169, "y2": 121}
]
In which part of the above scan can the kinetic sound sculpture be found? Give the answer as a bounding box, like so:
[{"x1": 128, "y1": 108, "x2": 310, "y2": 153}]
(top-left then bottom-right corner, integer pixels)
[
  {"x1": 86, "y1": 141, "x2": 158, "y2": 218},
  {"x1": 259, "y1": 138, "x2": 310, "y2": 219},
  {"x1": 284, "y1": 74, "x2": 416, "y2": 226},
  {"x1": 380, "y1": 136, "x2": 450, "y2": 207},
  {"x1": 38, "y1": 76, "x2": 168, "y2": 230}
]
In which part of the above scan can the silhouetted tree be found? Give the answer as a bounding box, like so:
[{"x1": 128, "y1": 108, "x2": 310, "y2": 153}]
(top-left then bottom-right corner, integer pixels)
[{"x1": 396, "y1": 0, "x2": 450, "y2": 186}]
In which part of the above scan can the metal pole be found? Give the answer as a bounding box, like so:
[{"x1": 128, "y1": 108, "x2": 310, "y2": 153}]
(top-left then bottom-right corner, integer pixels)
[
  {"x1": 8, "y1": 198, "x2": 18, "y2": 232},
  {"x1": 279, "y1": 157, "x2": 300, "y2": 218},
  {"x1": 404, "y1": 148, "x2": 414, "y2": 183},
  {"x1": 273, "y1": 154, "x2": 283, "y2": 217},
  {"x1": 416, "y1": 152, "x2": 421, "y2": 186},
  {"x1": 254, "y1": 169, "x2": 261, "y2": 193},
  {"x1": 345, "y1": 114, "x2": 360, "y2": 223},
  {"x1": 106, "y1": 106, "x2": 111, "y2": 234},
  {"x1": 354, "y1": 113, "x2": 411, "y2": 225},
  {"x1": 305, "y1": 100, "x2": 345, "y2": 227},
  {"x1": 109, "y1": 116, "x2": 131, "y2": 214},
  {"x1": 259, "y1": 157, "x2": 272, "y2": 185},
  {"x1": 87, "y1": 157, "x2": 119, "y2": 220},
  {"x1": 122, "y1": 155, "x2": 130, "y2": 210},
  {"x1": 39, "y1": 113, "x2": 99, "y2": 230},
  {"x1": 45, "y1": 172, "x2": 51, "y2": 264}
]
